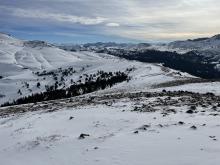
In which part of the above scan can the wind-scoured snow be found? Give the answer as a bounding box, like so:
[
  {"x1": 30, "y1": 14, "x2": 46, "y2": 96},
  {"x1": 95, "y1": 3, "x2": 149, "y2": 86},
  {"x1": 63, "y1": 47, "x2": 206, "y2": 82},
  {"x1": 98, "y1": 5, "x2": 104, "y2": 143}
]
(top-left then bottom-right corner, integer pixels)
[
  {"x1": 0, "y1": 91, "x2": 220, "y2": 165},
  {"x1": 152, "y1": 82, "x2": 220, "y2": 96},
  {"x1": 0, "y1": 34, "x2": 79, "y2": 71}
]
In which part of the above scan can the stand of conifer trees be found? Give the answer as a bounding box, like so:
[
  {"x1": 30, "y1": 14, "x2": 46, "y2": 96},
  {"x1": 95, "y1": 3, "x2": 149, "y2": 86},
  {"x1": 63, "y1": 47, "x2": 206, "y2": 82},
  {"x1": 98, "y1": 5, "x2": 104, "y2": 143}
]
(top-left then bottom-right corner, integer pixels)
[{"x1": 1, "y1": 71, "x2": 128, "y2": 107}]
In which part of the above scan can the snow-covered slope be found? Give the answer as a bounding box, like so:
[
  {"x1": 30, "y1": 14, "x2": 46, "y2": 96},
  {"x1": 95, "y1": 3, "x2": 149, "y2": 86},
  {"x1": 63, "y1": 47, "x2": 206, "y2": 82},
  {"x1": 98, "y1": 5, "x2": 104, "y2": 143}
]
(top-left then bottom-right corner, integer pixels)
[
  {"x1": 0, "y1": 33, "x2": 79, "y2": 72},
  {"x1": 0, "y1": 33, "x2": 194, "y2": 105},
  {"x1": 1, "y1": 91, "x2": 220, "y2": 165},
  {"x1": 168, "y1": 34, "x2": 220, "y2": 51},
  {"x1": 1, "y1": 33, "x2": 220, "y2": 165}
]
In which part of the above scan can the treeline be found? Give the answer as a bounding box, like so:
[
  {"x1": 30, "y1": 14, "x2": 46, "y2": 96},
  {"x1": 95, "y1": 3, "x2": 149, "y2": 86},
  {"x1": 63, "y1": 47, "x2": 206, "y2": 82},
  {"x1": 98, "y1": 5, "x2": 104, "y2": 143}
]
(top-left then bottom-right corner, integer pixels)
[
  {"x1": 1, "y1": 71, "x2": 129, "y2": 107},
  {"x1": 97, "y1": 49, "x2": 220, "y2": 79},
  {"x1": 35, "y1": 67, "x2": 77, "y2": 77}
]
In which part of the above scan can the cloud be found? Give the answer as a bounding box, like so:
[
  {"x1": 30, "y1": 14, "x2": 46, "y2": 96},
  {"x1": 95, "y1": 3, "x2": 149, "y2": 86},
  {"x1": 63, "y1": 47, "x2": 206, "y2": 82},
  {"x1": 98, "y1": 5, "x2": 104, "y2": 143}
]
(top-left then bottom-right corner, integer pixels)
[
  {"x1": 106, "y1": 23, "x2": 120, "y2": 27},
  {"x1": 13, "y1": 8, "x2": 107, "y2": 25},
  {"x1": 0, "y1": 6, "x2": 107, "y2": 25},
  {"x1": 1, "y1": 0, "x2": 220, "y2": 42}
]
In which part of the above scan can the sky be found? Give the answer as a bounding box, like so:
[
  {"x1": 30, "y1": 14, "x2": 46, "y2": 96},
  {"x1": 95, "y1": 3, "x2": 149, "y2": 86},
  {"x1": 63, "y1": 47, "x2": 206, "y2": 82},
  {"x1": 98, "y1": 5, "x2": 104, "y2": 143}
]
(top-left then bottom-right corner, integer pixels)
[{"x1": 0, "y1": 0, "x2": 220, "y2": 43}]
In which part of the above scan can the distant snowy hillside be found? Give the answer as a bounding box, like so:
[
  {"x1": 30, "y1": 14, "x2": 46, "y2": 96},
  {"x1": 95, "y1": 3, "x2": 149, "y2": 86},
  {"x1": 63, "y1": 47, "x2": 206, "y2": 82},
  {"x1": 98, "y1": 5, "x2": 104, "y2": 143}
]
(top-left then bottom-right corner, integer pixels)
[
  {"x1": 0, "y1": 33, "x2": 193, "y2": 105},
  {"x1": 168, "y1": 34, "x2": 220, "y2": 51},
  {"x1": 166, "y1": 34, "x2": 220, "y2": 66},
  {"x1": 60, "y1": 35, "x2": 220, "y2": 79},
  {"x1": 0, "y1": 33, "x2": 79, "y2": 72},
  {"x1": 58, "y1": 42, "x2": 152, "y2": 52},
  {"x1": 169, "y1": 34, "x2": 220, "y2": 50},
  {"x1": 58, "y1": 34, "x2": 220, "y2": 55}
]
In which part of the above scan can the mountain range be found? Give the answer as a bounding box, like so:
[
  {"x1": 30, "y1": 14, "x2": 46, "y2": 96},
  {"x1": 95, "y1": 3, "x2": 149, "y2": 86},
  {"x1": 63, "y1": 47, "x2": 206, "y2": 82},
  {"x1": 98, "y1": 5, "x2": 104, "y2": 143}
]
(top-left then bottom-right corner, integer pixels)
[
  {"x1": 0, "y1": 32, "x2": 196, "y2": 105},
  {"x1": 59, "y1": 34, "x2": 220, "y2": 73}
]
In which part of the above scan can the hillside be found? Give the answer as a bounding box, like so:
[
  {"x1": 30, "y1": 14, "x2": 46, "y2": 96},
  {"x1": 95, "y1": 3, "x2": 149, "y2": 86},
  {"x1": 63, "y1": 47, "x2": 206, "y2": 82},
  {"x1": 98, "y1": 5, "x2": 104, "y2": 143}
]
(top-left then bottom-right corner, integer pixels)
[
  {"x1": 1, "y1": 90, "x2": 220, "y2": 165},
  {"x1": 168, "y1": 34, "x2": 220, "y2": 51},
  {"x1": 168, "y1": 34, "x2": 220, "y2": 66},
  {"x1": 0, "y1": 33, "x2": 194, "y2": 105},
  {"x1": 58, "y1": 34, "x2": 220, "y2": 79},
  {"x1": 1, "y1": 34, "x2": 220, "y2": 165}
]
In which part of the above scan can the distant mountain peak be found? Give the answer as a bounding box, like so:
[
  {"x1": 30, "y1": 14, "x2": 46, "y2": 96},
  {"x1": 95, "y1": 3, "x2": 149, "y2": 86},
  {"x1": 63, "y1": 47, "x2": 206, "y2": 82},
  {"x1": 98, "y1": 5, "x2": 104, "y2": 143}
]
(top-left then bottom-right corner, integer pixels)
[
  {"x1": 212, "y1": 34, "x2": 220, "y2": 40},
  {"x1": 0, "y1": 32, "x2": 13, "y2": 39},
  {"x1": 187, "y1": 37, "x2": 209, "y2": 42}
]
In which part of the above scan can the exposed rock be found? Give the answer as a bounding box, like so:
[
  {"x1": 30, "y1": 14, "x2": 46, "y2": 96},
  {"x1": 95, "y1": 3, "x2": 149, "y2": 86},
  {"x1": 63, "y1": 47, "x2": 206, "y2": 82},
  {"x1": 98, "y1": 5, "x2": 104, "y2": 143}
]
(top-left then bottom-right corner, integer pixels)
[
  {"x1": 186, "y1": 110, "x2": 194, "y2": 114},
  {"x1": 138, "y1": 124, "x2": 151, "y2": 131},
  {"x1": 78, "y1": 133, "x2": 90, "y2": 139},
  {"x1": 69, "y1": 116, "x2": 74, "y2": 120},
  {"x1": 190, "y1": 125, "x2": 197, "y2": 130},
  {"x1": 178, "y1": 121, "x2": 185, "y2": 125}
]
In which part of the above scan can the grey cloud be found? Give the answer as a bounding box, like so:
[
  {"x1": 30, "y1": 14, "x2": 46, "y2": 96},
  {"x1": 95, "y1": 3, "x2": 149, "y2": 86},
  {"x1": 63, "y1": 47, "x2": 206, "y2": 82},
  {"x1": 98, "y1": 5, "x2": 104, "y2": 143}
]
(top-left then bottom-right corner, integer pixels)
[
  {"x1": 1, "y1": 0, "x2": 220, "y2": 41},
  {"x1": 1, "y1": 6, "x2": 107, "y2": 25}
]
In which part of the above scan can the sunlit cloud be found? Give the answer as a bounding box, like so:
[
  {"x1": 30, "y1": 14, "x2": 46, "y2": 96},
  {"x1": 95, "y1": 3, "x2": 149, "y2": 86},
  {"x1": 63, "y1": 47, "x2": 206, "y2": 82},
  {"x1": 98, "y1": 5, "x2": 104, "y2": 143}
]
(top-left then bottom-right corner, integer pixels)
[{"x1": 106, "y1": 23, "x2": 120, "y2": 27}]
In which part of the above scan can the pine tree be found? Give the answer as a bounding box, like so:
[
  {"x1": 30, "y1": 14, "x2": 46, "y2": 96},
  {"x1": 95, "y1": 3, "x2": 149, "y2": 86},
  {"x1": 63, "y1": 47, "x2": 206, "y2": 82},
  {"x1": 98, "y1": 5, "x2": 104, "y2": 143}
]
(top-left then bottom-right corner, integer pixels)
[{"x1": 37, "y1": 82, "x2": 41, "y2": 88}]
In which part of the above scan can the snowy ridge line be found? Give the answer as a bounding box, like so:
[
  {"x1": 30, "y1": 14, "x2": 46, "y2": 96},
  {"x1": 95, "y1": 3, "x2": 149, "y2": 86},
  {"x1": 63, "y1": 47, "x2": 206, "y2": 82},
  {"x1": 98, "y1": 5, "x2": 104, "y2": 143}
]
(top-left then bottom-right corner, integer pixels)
[
  {"x1": 1, "y1": 90, "x2": 220, "y2": 165},
  {"x1": 0, "y1": 90, "x2": 219, "y2": 117},
  {"x1": 1, "y1": 32, "x2": 215, "y2": 106},
  {"x1": 0, "y1": 36, "x2": 192, "y2": 105},
  {"x1": 152, "y1": 78, "x2": 220, "y2": 88}
]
